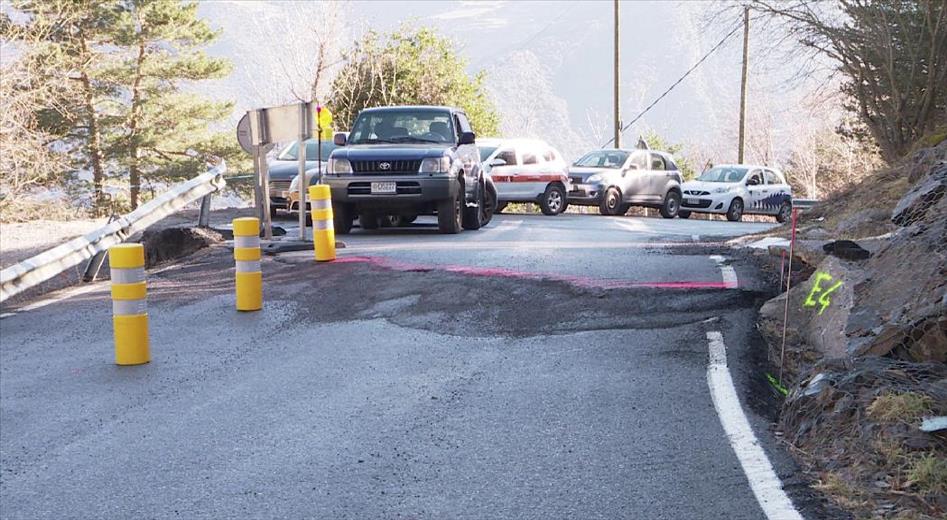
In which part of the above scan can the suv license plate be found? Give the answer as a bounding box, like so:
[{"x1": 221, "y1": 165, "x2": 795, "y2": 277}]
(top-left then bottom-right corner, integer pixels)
[{"x1": 371, "y1": 182, "x2": 397, "y2": 194}]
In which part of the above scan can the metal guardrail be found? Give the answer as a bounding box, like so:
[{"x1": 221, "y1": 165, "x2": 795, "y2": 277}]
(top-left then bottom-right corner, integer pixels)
[
  {"x1": 0, "y1": 163, "x2": 227, "y2": 303},
  {"x1": 794, "y1": 198, "x2": 819, "y2": 211}
]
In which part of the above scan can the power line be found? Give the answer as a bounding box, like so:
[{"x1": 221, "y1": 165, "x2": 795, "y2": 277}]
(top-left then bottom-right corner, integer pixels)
[{"x1": 601, "y1": 17, "x2": 745, "y2": 148}]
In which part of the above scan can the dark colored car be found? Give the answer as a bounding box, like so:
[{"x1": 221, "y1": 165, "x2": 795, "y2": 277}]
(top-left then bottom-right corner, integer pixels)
[
  {"x1": 267, "y1": 139, "x2": 336, "y2": 215},
  {"x1": 324, "y1": 106, "x2": 491, "y2": 234}
]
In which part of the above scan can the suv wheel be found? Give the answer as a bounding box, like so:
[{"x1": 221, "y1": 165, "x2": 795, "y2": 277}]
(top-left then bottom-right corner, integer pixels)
[
  {"x1": 540, "y1": 184, "x2": 565, "y2": 216},
  {"x1": 482, "y1": 184, "x2": 496, "y2": 226},
  {"x1": 726, "y1": 198, "x2": 744, "y2": 222},
  {"x1": 333, "y1": 202, "x2": 353, "y2": 234},
  {"x1": 599, "y1": 187, "x2": 622, "y2": 216},
  {"x1": 660, "y1": 191, "x2": 681, "y2": 219},
  {"x1": 776, "y1": 202, "x2": 791, "y2": 223},
  {"x1": 462, "y1": 183, "x2": 483, "y2": 230},
  {"x1": 438, "y1": 192, "x2": 463, "y2": 234}
]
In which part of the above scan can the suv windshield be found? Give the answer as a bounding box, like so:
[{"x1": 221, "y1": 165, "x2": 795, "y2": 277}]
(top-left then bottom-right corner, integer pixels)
[
  {"x1": 698, "y1": 166, "x2": 748, "y2": 183},
  {"x1": 349, "y1": 109, "x2": 456, "y2": 145},
  {"x1": 277, "y1": 140, "x2": 336, "y2": 161},
  {"x1": 573, "y1": 150, "x2": 629, "y2": 168}
]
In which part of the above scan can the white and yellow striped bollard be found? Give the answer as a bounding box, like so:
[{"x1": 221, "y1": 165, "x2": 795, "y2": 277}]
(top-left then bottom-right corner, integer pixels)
[
  {"x1": 309, "y1": 185, "x2": 336, "y2": 262},
  {"x1": 233, "y1": 217, "x2": 263, "y2": 311},
  {"x1": 109, "y1": 243, "x2": 150, "y2": 365}
]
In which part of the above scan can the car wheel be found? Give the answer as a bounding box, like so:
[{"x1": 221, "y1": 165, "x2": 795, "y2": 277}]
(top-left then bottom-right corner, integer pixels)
[
  {"x1": 678, "y1": 210, "x2": 691, "y2": 219},
  {"x1": 776, "y1": 202, "x2": 791, "y2": 223},
  {"x1": 462, "y1": 183, "x2": 483, "y2": 230},
  {"x1": 360, "y1": 212, "x2": 380, "y2": 230},
  {"x1": 438, "y1": 192, "x2": 462, "y2": 234},
  {"x1": 269, "y1": 205, "x2": 279, "y2": 218},
  {"x1": 481, "y1": 184, "x2": 496, "y2": 226},
  {"x1": 726, "y1": 198, "x2": 744, "y2": 222},
  {"x1": 540, "y1": 184, "x2": 565, "y2": 215},
  {"x1": 495, "y1": 202, "x2": 507, "y2": 214},
  {"x1": 332, "y1": 202, "x2": 353, "y2": 234},
  {"x1": 598, "y1": 187, "x2": 622, "y2": 216},
  {"x1": 659, "y1": 191, "x2": 681, "y2": 219}
]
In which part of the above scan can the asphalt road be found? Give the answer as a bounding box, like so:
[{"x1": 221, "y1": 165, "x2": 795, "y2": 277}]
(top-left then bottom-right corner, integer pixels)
[{"x1": 0, "y1": 213, "x2": 828, "y2": 519}]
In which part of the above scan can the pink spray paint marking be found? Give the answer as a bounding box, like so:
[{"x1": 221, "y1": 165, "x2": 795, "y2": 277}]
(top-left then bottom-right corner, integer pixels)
[{"x1": 334, "y1": 256, "x2": 733, "y2": 290}]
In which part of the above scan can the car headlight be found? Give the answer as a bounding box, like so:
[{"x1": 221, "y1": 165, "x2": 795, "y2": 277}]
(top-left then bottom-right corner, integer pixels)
[
  {"x1": 586, "y1": 174, "x2": 603, "y2": 184},
  {"x1": 419, "y1": 156, "x2": 451, "y2": 173},
  {"x1": 328, "y1": 158, "x2": 351, "y2": 174},
  {"x1": 714, "y1": 186, "x2": 731, "y2": 193}
]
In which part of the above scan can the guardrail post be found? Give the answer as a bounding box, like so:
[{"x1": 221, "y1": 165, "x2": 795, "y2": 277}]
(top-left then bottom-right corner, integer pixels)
[
  {"x1": 233, "y1": 217, "x2": 263, "y2": 311},
  {"x1": 309, "y1": 185, "x2": 335, "y2": 262},
  {"x1": 198, "y1": 194, "x2": 212, "y2": 228},
  {"x1": 109, "y1": 244, "x2": 150, "y2": 366}
]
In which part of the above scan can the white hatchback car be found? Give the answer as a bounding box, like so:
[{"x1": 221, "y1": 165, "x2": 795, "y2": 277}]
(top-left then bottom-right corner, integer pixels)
[
  {"x1": 680, "y1": 165, "x2": 792, "y2": 222},
  {"x1": 479, "y1": 138, "x2": 571, "y2": 215}
]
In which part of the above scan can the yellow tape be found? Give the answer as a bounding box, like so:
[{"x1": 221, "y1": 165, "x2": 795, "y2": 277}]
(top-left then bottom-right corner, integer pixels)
[
  {"x1": 232, "y1": 217, "x2": 260, "y2": 237},
  {"x1": 111, "y1": 281, "x2": 147, "y2": 300},
  {"x1": 234, "y1": 246, "x2": 262, "y2": 261},
  {"x1": 109, "y1": 244, "x2": 145, "y2": 269},
  {"x1": 309, "y1": 185, "x2": 331, "y2": 201}
]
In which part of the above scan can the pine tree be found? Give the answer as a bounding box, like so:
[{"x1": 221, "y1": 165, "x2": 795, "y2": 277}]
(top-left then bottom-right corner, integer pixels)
[{"x1": 110, "y1": 0, "x2": 238, "y2": 209}]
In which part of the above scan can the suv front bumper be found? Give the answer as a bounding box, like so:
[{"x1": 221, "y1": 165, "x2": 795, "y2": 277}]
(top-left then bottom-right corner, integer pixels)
[{"x1": 324, "y1": 175, "x2": 461, "y2": 208}]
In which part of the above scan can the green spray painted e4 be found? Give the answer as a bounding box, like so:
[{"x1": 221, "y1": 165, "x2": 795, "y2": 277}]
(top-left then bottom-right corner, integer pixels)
[{"x1": 803, "y1": 272, "x2": 843, "y2": 315}]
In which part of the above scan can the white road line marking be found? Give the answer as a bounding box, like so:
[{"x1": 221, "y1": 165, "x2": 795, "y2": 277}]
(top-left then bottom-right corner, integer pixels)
[
  {"x1": 710, "y1": 255, "x2": 739, "y2": 289},
  {"x1": 692, "y1": 234, "x2": 700, "y2": 242},
  {"x1": 610, "y1": 218, "x2": 697, "y2": 238},
  {"x1": 706, "y1": 331, "x2": 804, "y2": 520}
]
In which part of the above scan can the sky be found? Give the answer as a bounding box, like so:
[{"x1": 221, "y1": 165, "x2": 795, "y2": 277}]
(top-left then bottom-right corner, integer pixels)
[{"x1": 196, "y1": 0, "x2": 829, "y2": 165}]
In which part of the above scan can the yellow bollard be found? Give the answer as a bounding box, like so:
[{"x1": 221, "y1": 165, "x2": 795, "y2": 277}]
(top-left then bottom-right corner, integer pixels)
[
  {"x1": 109, "y1": 243, "x2": 150, "y2": 366},
  {"x1": 233, "y1": 217, "x2": 263, "y2": 311},
  {"x1": 309, "y1": 185, "x2": 336, "y2": 262}
]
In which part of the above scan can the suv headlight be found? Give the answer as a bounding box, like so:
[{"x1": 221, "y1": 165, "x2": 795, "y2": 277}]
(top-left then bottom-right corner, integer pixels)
[
  {"x1": 586, "y1": 174, "x2": 603, "y2": 184},
  {"x1": 419, "y1": 156, "x2": 451, "y2": 173},
  {"x1": 329, "y1": 158, "x2": 351, "y2": 174}
]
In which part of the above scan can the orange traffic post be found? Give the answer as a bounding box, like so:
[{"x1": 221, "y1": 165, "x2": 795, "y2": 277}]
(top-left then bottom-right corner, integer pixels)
[
  {"x1": 233, "y1": 217, "x2": 263, "y2": 311},
  {"x1": 309, "y1": 185, "x2": 336, "y2": 261},
  {"x1": 109, "y1": 243, "x2": 150, "y2": 365}
]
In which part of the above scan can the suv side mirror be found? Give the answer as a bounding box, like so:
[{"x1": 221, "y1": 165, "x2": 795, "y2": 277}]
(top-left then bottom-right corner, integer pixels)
[
  {"x1": 333, "y1": 133, "x2": 346, "y2": 146},
  {"x1": 458, "y1": 131, "x2": 476, "y2": 145},
  {"x1": 488, "y1": 158, "x2": 507, "y2": 167}
]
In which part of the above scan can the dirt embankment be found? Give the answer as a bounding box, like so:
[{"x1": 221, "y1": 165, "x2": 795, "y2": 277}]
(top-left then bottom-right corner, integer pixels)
[{"x1": 757, "y1": 141, "x2": 947, "y2": 519}]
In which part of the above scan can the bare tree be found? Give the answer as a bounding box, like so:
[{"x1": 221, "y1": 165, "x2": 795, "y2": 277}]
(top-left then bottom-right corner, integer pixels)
[{"x1": 750, "y1": 0, "x2": 947, "y2": 162}]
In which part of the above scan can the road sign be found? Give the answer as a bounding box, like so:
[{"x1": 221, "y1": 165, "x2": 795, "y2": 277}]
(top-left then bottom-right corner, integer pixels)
[
  {"x1": 317, "y1": 107, "x2": 333, "y2": 140},
  {"x1": 236, "y1": 113, "x2": 252, "y2": 154}
]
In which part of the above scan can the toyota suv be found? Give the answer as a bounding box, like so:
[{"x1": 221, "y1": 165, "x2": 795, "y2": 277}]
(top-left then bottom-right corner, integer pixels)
[
  {"x1": 324, "y1": 106, "x2": 489, "y2": 234},
  {"x1": 567, "y1": 148, "x2": 683, "y2": 218}
]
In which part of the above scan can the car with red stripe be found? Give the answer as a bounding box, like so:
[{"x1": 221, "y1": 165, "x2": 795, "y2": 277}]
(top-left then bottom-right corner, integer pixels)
[{"x1": 479, "y1": 138, "x2": 571, "y2": 215}]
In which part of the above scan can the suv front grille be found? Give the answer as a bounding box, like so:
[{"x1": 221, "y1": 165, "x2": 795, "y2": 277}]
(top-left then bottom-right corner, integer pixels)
[{"x1": 352, "y1": 160, "x2": 422, "y2": 175}]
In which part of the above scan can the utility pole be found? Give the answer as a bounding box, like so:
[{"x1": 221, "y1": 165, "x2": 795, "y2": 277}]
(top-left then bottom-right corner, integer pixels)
[
  {"x1": 613, "y1": 0, "x2": 621, "y2": 149},
  {"x1": 737, "y1": 6, "x2": 749, "y2": 164}
]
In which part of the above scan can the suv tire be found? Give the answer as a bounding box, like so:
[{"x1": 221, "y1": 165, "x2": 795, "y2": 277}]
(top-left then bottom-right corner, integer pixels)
[
  {"x1": 726, "y1": 198, "x2": 744, "y2": 222},
  {"x1": 462, "y1": 183, "x2": 483, "y2": 230},
  {"x1": 333, "y1": 202, "x2": 353, "y2": 234},
  {"x1": 438, "y1": 192, "x2": 463, "y2": 234},
  {"x1": 599, "y1": 187, "x2": 622, "y2": 216},
  {"x1": 660, "y1": 191, "x2": 681, "y2": 219},
  {"x1": 540, "y1": 184, "x2": 565, "y2": 216}
]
